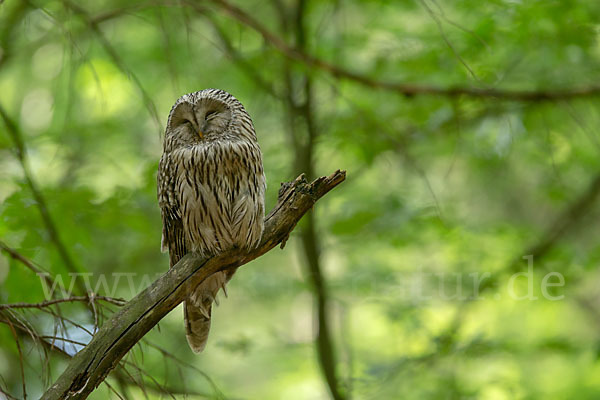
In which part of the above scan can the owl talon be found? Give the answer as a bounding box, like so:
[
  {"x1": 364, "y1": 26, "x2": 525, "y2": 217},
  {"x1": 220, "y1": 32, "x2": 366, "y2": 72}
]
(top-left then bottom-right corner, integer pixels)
[
  {"x1": 221, "y1": 283, "x2": 228, "y2": 298},
  {"x1": 213, "y1": 294, "x2": 220, "y2": 306},
  {"x1": 198, "y1": 305, "x2": 210, "y2": 319}
]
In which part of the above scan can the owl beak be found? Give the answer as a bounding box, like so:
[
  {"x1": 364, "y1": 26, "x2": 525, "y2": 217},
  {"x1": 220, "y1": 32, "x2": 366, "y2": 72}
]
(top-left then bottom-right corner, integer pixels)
[{"x1": 198, "y1": 121, "x2": 208, "y2": 138}]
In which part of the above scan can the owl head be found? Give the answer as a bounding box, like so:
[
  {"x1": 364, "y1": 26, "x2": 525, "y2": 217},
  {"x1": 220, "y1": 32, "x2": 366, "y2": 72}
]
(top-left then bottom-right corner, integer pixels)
[{"x1": 164, "y1": 89, "x2": 255, "y2": 149}]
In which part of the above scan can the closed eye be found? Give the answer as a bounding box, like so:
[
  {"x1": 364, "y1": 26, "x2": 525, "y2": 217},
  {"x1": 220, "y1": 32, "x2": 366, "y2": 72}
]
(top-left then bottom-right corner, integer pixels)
[{"x1": 205, "y1": 111, "x2": 218, "y2": 120}]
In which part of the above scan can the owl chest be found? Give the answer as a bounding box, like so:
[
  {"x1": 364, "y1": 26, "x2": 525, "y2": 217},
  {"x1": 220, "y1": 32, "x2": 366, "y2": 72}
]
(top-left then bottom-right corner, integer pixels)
[
  {"x1": 174, "y1": 146, "x2": 259, "y2": 253},
  {"x1": 176, "y1": 150, "x2": 249, "y2": 208}
]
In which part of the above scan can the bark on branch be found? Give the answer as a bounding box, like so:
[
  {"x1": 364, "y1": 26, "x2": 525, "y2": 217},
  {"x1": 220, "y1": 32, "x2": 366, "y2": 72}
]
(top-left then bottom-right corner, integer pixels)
[{"x1": 41, "y1": 170, "x2": 346, "y2": 400}]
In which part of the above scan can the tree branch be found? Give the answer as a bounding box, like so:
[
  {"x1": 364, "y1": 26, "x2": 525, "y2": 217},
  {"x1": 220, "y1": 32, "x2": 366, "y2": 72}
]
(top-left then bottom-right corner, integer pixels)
[
  {"x1": 41, "y1": 170, "x2": 346, "y2": 400},
  {"x1": 201, "y1": 11, "x2": 283, "y2": 99},
  {"x1": 208, "y1": 0, "x2": 600, "y2": 101},
  {"x1": 508, "y1": 171, "x2": 600, "y2": 272},
  {"x1": 0, "y1": 310, "x2": 209, "y2": 399},
  {"x1": 6, "y1": 318, "x2": 27, "y2": 399},
  {"x1": 0, "y1": 239, "x2": 55, "y2": 288},
  {"x1": 476, "y1": 169, "x2": 600, "y2": 294}
]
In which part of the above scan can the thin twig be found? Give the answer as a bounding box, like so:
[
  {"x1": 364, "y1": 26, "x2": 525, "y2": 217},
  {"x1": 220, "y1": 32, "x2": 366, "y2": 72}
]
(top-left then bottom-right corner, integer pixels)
[
  {"x1": 0, "y1": 311, "x2": 170, "y2": 399},
  {"x1": 6, "y1": 318, "x2": 27, "y2": 399},
  {"x1": 121, "y1": 360, "x2": 175, "y2": 400},
  {"x1": 103, "y1": 380, "x2": 126, "y2": 400},
  {"x1": 118, "y1": 363, "x2": 149, "y2": 400},
  {"x1": 0, "y1": 240, "x2": 55, "y2": 288},
  {"x1": 0, "y1": 383, "x2": 19, "y2": 400},
  {"x1": 39, "y1": 336, "x2": 88, "y2": 347},
  {"x1": 419, "y1": 0, "x2": 479, "y2": 81},
  {"x1": 201, "y1": 11, "x2": 283, "y2": 99},
  {"x1": 61, "y1": 0, "x2": 163, "y2": 134},
  {"x1": 0, "y1": 295, "x2": 126, "y2": 310},
  {"x1": 142, "y1": 339, "x2": 225, "y2": 397}
]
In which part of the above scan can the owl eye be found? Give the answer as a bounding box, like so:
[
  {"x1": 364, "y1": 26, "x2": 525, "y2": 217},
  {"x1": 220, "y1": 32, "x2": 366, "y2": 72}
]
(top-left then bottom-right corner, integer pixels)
[{"x1": 205, "y1": 111, "x2": 218, "y2": 121}]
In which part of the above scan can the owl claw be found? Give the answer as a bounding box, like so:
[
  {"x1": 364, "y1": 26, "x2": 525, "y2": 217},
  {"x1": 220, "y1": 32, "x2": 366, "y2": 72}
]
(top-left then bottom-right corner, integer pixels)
[
  {"x1": 221, "y1": 283, "x2": 228, "y2": 298},
  {"x1": 213, "y1": 294, "x2": 220, "y2": 307},
  {"x1": 198, "y1": 305, "x2": 210, "y2": 319}
]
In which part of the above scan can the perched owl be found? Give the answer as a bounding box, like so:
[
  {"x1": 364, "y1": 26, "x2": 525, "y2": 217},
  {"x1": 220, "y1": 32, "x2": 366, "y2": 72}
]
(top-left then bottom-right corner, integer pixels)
[{"x1": 157, "y1": 89, "x2": 266, "y2": 353}]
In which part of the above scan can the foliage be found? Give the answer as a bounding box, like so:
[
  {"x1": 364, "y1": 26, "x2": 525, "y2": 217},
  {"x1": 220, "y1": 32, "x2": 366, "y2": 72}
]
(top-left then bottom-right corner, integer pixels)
[{"x1": 1, "y1": 0, "x2": 600, "y2": 399}]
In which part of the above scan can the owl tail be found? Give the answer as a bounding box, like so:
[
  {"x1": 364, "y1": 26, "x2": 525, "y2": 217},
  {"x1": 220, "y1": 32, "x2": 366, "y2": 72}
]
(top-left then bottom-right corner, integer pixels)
[{"x1": 184, "y1": 270, "x2": 232, "y2": 353}]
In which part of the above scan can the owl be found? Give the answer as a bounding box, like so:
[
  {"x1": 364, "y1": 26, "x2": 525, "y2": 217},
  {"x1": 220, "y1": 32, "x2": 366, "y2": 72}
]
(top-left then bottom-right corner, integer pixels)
[{"x1": 157, "y1": 89, "x2": 266, "y2": 353}]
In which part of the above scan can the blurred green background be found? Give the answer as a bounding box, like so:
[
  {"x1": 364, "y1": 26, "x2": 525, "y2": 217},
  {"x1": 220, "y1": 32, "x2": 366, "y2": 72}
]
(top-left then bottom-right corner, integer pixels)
[{"x1": 2, "y1": 0, "x2": 600, "y2": 399}]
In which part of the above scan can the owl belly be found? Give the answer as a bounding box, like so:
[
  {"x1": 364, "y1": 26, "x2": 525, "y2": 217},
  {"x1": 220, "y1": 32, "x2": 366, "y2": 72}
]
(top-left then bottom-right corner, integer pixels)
[{"x1": 179, "y1": 176, "x2": 263, "y2": 257}]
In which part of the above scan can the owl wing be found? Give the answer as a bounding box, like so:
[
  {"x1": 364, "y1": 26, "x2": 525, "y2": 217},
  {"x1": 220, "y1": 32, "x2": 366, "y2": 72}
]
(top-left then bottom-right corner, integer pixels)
[{"x1": 157, "y1": 153, "x2": 187, "y2": 267}]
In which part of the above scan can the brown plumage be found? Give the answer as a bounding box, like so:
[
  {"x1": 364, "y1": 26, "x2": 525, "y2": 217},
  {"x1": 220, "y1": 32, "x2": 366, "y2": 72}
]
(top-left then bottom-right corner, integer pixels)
[{"x1": 157, "y1": 89, "x2": 266, "y2": 352}]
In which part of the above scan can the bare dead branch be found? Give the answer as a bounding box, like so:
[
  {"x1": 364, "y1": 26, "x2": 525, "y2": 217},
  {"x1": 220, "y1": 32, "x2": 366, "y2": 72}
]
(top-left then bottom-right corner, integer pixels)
[
  {"x1": 41, "y1": 170, "x2": 345, "y2": 399},
  {"x1": 121, "y1": 360, "x2": 176, "y2": 400},
  {"x1": 6, "y1": 319, "x2": 27, "y2": 399},
  {"x1": 39, "y1": 336, "x2": 88, "y2": 347},
  {"x1": 0, "y1": 295, "x2": 126, "y2": 311},
  {"x1": 141, "y1": 339, "x2": 224, "y2": 395},
  {"x1": 102, "y1": 380, "x2": 126, "y2": 400},
  {"x1": 0, "y1": 309, "x2": 219, "y2": 399}
]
